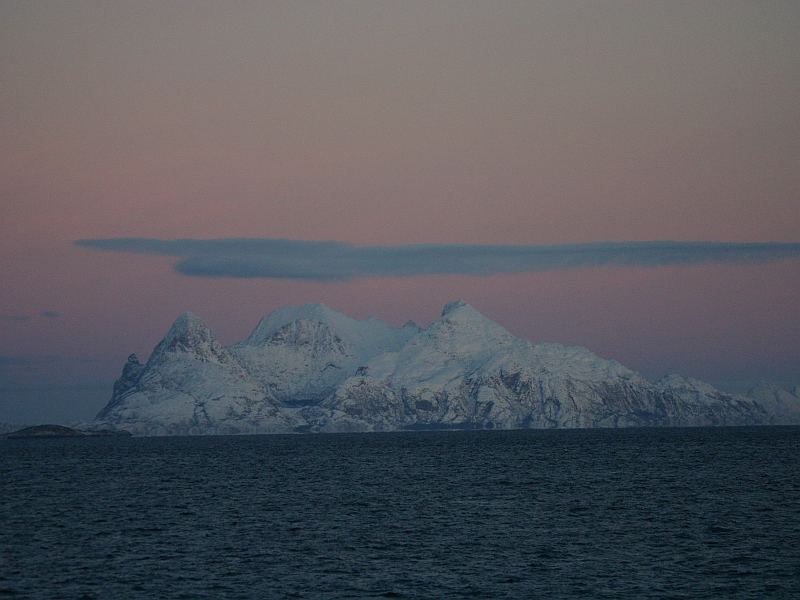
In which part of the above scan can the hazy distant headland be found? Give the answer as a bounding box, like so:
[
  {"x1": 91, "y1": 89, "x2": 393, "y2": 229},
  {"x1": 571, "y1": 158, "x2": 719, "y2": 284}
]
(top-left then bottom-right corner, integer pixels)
[{"x1": 3, "y1": 424, "x2": 132, "y2": 439}]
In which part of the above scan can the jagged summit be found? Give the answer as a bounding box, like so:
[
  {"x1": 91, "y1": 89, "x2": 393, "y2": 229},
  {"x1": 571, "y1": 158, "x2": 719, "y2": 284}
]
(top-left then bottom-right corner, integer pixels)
[
  {"x1": 147, "y1": 311, "x2": 230, "y2": 366},
  {"x1": 437, "y1": 300, "x2": 501, "y2": 327},
  {"x1": 441, "y1": 299, "x2": 469, "y2": 316},
  {"x1": 163, "y1": 311, "x2": 211, "y2": 340}
]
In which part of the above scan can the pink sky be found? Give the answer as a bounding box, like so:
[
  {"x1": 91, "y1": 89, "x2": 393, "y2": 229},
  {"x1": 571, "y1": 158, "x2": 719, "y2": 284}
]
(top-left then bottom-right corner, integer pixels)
[{"x1": 1, "y1": 1, "x2": 798, "y2": 421}]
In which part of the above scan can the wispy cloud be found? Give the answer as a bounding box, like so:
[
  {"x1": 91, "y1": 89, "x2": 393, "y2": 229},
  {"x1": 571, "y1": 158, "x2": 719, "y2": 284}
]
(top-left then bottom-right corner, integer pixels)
[
  {"x1": 38, "y1": 310, "x2": 63, "y2": 319},
  {"x1": 75, "y1": 238, "x2": 800, "y2": 281}
]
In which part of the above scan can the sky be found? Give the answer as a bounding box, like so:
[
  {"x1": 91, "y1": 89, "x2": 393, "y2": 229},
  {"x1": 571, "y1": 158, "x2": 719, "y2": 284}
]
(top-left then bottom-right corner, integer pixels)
[{"x1": 1, "y1": 1, "x2": 798, "y2": 423}]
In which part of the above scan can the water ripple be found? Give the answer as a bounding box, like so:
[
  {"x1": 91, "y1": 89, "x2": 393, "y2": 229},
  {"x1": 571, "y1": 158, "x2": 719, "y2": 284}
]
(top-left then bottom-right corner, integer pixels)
[{"x1": 1, "y1": 427, "x2": 799, "y2": 598}]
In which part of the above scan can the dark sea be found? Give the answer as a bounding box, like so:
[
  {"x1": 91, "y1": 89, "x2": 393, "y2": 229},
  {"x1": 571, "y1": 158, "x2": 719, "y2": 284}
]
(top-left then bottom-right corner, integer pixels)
[{"x1": 2, "y1": 427, "x2": 799, "y2": 599}]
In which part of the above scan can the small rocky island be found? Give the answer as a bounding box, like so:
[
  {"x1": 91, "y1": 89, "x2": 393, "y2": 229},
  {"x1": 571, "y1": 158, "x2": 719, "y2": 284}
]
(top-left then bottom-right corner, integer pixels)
[{"x1": 4, "y1": 425, "x2": 131, "y2": 438}]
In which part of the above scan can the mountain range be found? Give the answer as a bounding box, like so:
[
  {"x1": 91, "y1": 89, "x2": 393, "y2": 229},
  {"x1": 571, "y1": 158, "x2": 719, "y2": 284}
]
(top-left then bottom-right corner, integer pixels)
[{"x1": 92, "y1": 301, "x2": 800, "y2": 435}]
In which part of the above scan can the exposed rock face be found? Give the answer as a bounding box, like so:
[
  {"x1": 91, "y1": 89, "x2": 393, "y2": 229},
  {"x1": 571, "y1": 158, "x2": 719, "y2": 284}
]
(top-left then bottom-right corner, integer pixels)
[
  {"x1": 233, "y1": 319, "x2": 356, "y2": 405},
  {"x1": 92, "y1": 302, "x2": 790, "y2": 435},
  {"x1": 96, "y1": 354, "x2": 144, "y2": 419}
]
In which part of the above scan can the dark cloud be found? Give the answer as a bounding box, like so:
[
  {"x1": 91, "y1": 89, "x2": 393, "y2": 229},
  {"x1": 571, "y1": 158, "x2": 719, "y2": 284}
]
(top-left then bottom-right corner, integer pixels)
[
  {"x1": 38, "y1": 310, "x2": 63, "y2": 319},
  {"x1": 75, "y1": 238, "x2": 800, "y2": 281}
]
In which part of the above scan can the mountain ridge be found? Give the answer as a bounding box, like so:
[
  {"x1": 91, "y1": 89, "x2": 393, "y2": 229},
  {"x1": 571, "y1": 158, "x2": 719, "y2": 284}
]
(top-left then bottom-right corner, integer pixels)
[{"x1": 91, "y1": 302, "x2": 799, "y2": 435}]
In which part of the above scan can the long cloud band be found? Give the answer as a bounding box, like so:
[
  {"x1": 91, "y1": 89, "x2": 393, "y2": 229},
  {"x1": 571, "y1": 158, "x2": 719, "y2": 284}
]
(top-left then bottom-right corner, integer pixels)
[{"x1": 75, "y1": 238, "x2": 800, "y2": 280}]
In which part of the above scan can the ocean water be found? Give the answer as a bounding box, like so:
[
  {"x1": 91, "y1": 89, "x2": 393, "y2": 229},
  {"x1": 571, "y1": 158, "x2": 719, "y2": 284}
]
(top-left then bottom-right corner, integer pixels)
[{"x1": 1, "y1": 427, "x2": 799, "y2": 599}]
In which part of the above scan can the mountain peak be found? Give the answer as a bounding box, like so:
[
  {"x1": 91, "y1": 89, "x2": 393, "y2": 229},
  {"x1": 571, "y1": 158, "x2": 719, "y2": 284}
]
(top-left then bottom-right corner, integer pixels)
[
  {"x1": 241, "y1": 302, "x2": 416, "y2": 349},
  {"x1": 288, "y1": 303, "x2": 338, "y2": 318},
  {"x1": 441, "y1": 299, "x2": 469, "y2": 316},
  {"x1": 437, "y1": 300, "x2": 501, "y2": 329},
  {"x1": 148, "y1": 311, "x2": 225, "y2": 364},
  {"x1": 160, "y1": 311, "x2": 215, "y2": 346},
  {"x1": 417, "y1": 299, "x2": 514, "y2": 352},
  {"x1": 168, "y1": 311, "x2": 208, "y2": 333},
  {"x1": 243, "y1": 303, "x2": 351, "y2": 346}
]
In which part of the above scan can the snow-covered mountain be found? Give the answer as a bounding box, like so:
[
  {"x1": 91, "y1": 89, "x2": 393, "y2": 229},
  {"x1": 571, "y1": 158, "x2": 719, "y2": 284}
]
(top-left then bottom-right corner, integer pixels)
[
  {"x1": 231, "y1": 304, "x2": 417, "y2": 405},
  {"x1": 743, "y1": 382, "x2": 800, "y2": 424},
  {"x1": 92, "y1": 301, "x2": 788, "y2": 435}
]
